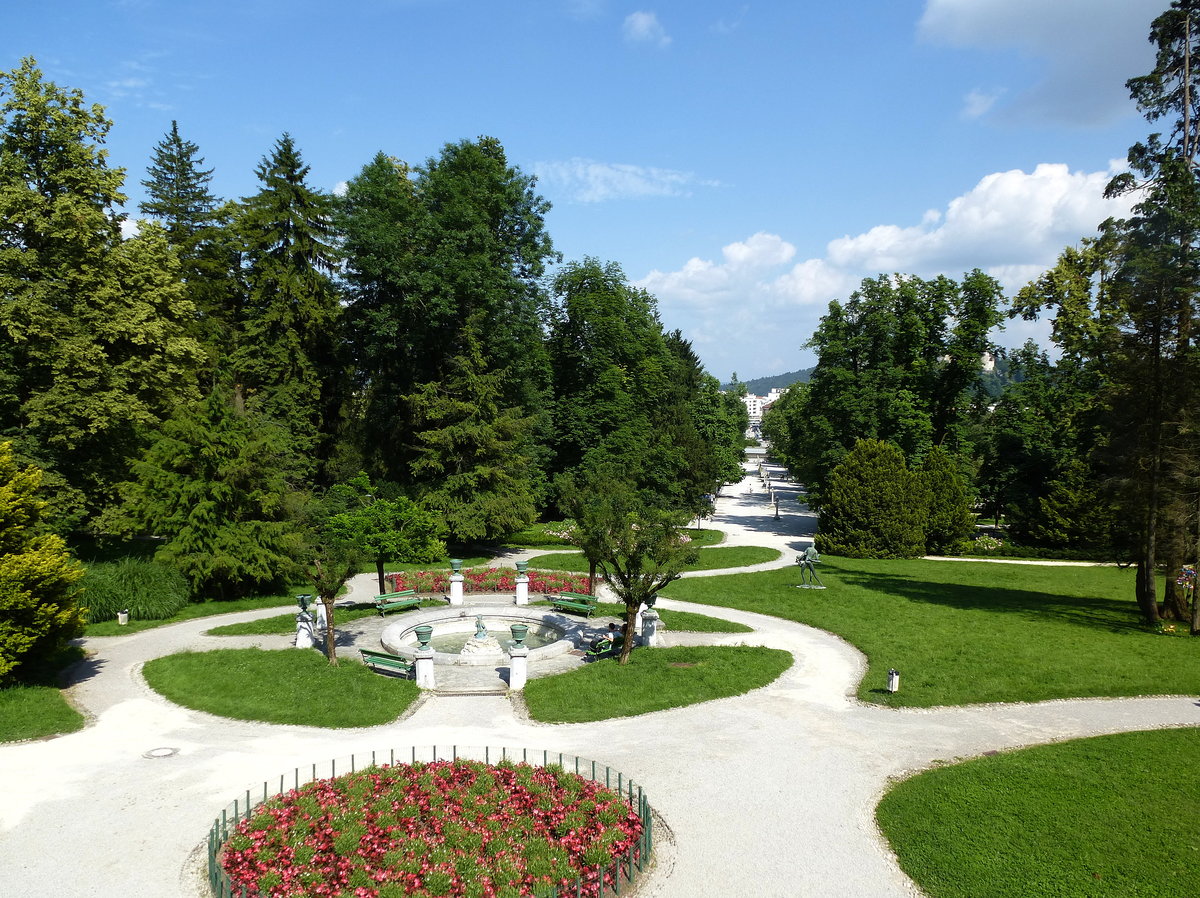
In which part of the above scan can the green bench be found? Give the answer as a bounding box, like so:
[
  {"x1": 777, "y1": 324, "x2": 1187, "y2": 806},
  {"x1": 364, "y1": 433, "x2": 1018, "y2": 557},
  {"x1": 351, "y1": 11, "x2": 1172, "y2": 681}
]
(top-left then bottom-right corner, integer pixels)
[
  {"x1": 359, "y1": 648, "x2": 414, "y2": 677},
  {"x1": 547, "y1": 591, "x2": 597, "y2": 617},
  {"x1": 375, "y1": 589, "x2": 421, "y2": 616}
]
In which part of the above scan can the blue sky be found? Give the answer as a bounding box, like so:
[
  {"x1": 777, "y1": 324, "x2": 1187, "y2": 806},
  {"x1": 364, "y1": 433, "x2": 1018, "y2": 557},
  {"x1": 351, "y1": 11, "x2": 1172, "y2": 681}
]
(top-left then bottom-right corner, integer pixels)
[{"x1": 5, "y1": 0, "x2": 1166, "y2": 381}]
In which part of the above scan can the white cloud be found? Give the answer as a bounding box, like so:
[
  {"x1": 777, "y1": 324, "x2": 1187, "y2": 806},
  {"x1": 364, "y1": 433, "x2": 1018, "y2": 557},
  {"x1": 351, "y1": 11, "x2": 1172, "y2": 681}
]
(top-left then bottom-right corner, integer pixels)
[
  {"x1": 638, "y1": 161, "x2": 1138, "y2": 378},
  {"x1": 919, "y1": 0, "x2": 1162, "y2": 125},
  {"x1": 533, "y1": 157, "x2": 715, "y2": 202},
  {"x1": 623, "y1": 11, "x2": 671, "y2": 47},
  {"x1": 962, "y1": 88, "x2": 1001, "y2": 120}
]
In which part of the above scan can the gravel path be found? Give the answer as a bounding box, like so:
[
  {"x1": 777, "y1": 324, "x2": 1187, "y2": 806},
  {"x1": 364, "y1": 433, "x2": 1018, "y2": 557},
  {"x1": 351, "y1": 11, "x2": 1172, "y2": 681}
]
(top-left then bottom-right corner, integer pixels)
[{"x1": 1, "y1": 462, "x2": 1196, "y2": 897}]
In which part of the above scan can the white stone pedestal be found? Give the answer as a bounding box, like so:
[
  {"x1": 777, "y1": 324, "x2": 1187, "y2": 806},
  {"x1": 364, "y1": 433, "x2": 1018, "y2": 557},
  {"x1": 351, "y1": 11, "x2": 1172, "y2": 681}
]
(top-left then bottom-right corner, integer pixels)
[
  {"x1": 515, "y1": 574, "x2": 529, "y2": 606},
  {"x1": 448, "y1": 574, "x2": 464, "y2": 605},
  {"x1": 315, "y1": 600, "x2": 328, "y2": 632},
  {"x1": 634, "y1": 603, "x2": 645, "y2": 639},
  {"x1": 295, "y1": 612, "x2": 315, "y2": 649},
  {"x1": 415, "y1": 648, "x2": 436, "y2": 689},
  {"x1": 508, "y1": 644, "x2": 529, "y2": 691},
  {"x1": 641, "y1": 609, "x2": 660, "y2": 647}
]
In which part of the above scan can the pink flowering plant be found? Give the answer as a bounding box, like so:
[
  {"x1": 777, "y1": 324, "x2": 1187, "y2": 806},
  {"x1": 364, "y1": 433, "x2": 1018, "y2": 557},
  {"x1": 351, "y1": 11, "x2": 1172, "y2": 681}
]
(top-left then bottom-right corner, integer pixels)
[
  {"x1": 221, "y1": 759, "x2": 643, "y2": 898},
  {"x1": 385, "y1": 569, "x2": 590, "y2": 596}
]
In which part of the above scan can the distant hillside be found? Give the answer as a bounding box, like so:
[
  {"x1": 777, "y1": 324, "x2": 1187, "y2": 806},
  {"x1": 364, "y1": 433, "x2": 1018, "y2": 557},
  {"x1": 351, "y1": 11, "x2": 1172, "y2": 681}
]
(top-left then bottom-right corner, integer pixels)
[{"x1": 724, "y1": 368, "x2": 812, "y2": 394}]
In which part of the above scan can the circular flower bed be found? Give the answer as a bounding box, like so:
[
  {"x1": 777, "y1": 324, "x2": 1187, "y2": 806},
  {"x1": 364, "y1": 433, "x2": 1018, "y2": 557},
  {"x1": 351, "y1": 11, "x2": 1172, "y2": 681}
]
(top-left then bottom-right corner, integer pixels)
[{"x1": 220, "y1": 758, "x2": 644, "y2": 898}]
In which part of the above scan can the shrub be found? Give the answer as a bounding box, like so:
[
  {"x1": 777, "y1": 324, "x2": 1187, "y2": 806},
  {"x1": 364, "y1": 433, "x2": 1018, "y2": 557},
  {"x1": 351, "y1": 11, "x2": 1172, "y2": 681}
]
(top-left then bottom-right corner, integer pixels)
[
  {"x1": 0, "y1": 442, "x2": 86, "y2": 687},
  {"x1": 815, "y1": 438, "x2": 927, "y2": 559},
  {"x1": 78, "y1": 557, "x2": 190, "y2": 623},
  {"x1": 920, "y1": 446, "x2": 974, "y2": 555}
]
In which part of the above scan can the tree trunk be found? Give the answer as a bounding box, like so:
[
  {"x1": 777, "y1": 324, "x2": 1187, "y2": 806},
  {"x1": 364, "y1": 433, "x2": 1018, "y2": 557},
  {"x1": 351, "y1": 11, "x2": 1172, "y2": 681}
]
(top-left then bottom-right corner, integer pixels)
[
  {"x1": 617, "y1": 601, "x2": 639, "y2": 665},
  {"x1": 1136, "y1": 557, "x2": 1160, "y2": 624},
  {"x1": 588, "y1": 560, "x2": 597, "y2": 596},
  {"x1": 322, "y1": 596, "x2": 338, "y2": 664},
  {"x1": 376, "y1": 558, "x2": 386, "y2": 596},
  {"x1": 1162, "y1": 544, "x2": 1190, "y2": 620}
]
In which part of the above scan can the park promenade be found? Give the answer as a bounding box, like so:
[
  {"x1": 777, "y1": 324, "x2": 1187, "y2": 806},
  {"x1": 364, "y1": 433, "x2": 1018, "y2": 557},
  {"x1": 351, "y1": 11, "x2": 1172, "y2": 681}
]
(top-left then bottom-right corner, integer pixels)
[{"x1": 0, "y1": 463, "x2": 1196, "y2": 897}]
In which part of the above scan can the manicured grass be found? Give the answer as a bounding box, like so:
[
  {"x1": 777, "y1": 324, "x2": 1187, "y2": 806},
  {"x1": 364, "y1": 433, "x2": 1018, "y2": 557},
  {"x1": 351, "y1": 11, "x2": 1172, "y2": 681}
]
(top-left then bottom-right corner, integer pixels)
[
  {"x1": 204, "y1": 601, "x2": 444, "y2": 636},
  {"x1": 527, "y1": 544, "x2": 779, "y2": 574},
  {"x1": 505, "y1": 525, "x2": 724, "y2": 550},
  {"x1": 501, "y1": 522, "x2": 576, "y2": 548},
  {"x1": 84, "y1": 593, "x2": 300, "y2": 637},
  {"x1": 142, "y1": 648, "x2": 420, "y2": 727},
  {"x1": 877, "y1": 728, "x2": 1200, "y2": 898},
  {"x1": 660, "y1": 557, "x2": 1200, "y2": 707},
  {"x1": 0, "y1": 686, "x2": 86, "y2": 742},
  {"x1": 355, "y1": 554, "x2": 493, "y2": 576},
  {"x1": 586, "y1": 601, "x2": 752, "y2": 633},
  {"x1": 523, "y1": 645, "x2": 792, "y2": 723}
]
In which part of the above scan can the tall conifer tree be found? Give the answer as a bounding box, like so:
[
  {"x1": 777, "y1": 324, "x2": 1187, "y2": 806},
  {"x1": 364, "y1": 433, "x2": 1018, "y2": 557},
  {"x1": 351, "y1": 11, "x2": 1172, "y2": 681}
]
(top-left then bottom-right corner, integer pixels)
[{"x1": 234, "y1": 133, "x2": 343, "y2": 481}]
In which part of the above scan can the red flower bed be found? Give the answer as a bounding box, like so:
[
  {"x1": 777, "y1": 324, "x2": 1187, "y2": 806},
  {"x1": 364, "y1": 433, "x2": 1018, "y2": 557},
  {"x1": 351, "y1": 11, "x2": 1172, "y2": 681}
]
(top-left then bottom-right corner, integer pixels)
[
  {"x1": 221, "y1": 759, "x2": 642, "y2": 898},
  {"x1": 385, "y1": 568, "x2": 591, "y2": 597}
]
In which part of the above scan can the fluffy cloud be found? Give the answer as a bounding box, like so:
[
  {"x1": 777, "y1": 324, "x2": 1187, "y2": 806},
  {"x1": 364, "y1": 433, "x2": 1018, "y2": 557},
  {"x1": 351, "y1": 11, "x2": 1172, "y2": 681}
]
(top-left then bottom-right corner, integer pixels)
[
  {"x1": 638, "y1": 161, "x2": 1138, "y2": 377},
  {"x1": 623, "y1": 11, "x2": 671, "y2": 47},
  {"x1": 533, "y1": 157, "x2": 715, "y2": 202},
  {"x1": 919, "y1": 0, "x2": 1162, "y2": 125}
]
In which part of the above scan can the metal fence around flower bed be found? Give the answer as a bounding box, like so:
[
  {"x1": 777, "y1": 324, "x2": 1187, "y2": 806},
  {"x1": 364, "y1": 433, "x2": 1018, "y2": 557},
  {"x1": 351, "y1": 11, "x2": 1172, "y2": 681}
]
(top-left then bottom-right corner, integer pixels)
[{"x1": 207, "y1": 744, "x2": 653, "y2": 898}]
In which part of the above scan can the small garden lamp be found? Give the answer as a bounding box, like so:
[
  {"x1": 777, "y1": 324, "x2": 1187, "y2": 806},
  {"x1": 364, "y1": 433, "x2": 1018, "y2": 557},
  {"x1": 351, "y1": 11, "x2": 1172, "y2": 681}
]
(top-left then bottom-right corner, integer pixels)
[{"x1": 887, "y1": 668, "x2": 900, "y2": 693}]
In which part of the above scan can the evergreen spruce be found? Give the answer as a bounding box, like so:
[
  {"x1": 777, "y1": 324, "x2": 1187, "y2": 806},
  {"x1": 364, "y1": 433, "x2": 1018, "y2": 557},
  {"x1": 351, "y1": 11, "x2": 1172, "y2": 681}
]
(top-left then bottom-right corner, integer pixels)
[
  {"x1": 107, "y1": 390, "x2": 301, "y2": 599},
  {"x1": 234, "y1": 133, "x2": 343, "y2": 480}
]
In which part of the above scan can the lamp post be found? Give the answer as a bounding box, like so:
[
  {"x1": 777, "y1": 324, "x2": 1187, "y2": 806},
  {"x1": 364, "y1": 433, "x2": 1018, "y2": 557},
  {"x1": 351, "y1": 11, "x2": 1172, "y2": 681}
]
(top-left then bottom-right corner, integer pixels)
[{"x1": 448, "y1": 558, "x2": 464, "y2": 605}]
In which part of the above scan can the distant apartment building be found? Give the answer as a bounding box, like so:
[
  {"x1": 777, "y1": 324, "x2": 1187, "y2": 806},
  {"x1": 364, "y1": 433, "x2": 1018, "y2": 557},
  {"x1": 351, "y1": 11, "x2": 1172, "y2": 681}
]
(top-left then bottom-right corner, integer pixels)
[{"x1": 741, "y1": 387, "x2": 789, "y2": 424}]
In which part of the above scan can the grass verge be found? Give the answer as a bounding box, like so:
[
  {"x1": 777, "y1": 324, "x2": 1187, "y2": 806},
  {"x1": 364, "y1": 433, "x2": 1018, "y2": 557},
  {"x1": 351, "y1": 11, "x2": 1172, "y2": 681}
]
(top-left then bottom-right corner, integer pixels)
[
  {"x1": 527, "y1": 544, "x2": 779, "y2": 574},
  {"x1": 660, "y1": 557, "x2": 1200, "y2": 707},
  {"x1": 203, "y1": 601, "x2": 449, "y2": 636},
  {"x1": 84, "y1": 593, "x2": 300, "y2": 637},
  {"x1": 0, "y1": 686, "x2": 85, "y2": 742},
  {"x1": 587, "y1": 601, "x2": 752, "y2": 633},
  {"x1": 877, "y1": 728, "x2": 1200, "y2": 897},
  {"x1": 523, "y1": 645, "x2": 792, "y2": 723},
  {"x1": 142, "y1": 648, "x2": 419, "y2": 727}
]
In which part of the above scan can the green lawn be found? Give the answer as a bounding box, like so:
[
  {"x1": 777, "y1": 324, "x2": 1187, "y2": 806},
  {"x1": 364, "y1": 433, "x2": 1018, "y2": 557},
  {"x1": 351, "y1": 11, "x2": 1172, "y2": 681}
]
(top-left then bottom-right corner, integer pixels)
[
  {"x1": 504, "y1": 525, "x2": 725, "y2": 550},
  {"x1": 142, "y1": 648, "x2": 420, "y2": 727},
  {"x1": 878, "y1": 728, "x2": 1200, "y2": 897},
  {"x1": 204, "y1": 601, "x2": 450, "y2": 636},
  {"x1": 582, "y1": 601, "x2": 752, "y2": 633},
  {"x1": 527, "y1": 544, "x2": 779, "y2": 574},
  {"x1": 0, "y1": 686, "x2": 85, "y2": 742},
  {"x1": 355, "y1": 554, "x2": 493, "y2": 577},
  {"x1": 660, "y1": 557, "x2": 1200, "y2": 707},
  {"x1": 84, "y1": 593, "x2": 300, "y2": 637},
  {"x1": 522, "y1": 645, "x2": 792, "y2": 723}
]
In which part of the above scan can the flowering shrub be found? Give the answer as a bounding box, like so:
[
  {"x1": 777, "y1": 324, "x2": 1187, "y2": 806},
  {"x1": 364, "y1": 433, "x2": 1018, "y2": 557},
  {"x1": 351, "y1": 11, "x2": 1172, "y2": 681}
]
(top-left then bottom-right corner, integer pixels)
[
  {"x1": 972, "y1": 535, "x2": 1004, "y2": 553},
  {"x1": 221, "y1": 759, "x2": 643, "y2": 897},
  {"x1": 385, "y1": 569, "x2": 591, "y2": 596}
]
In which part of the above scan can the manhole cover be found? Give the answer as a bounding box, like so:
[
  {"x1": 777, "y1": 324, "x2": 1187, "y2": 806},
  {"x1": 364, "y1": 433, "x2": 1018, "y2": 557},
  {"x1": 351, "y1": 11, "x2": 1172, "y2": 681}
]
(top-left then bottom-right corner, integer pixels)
[{"x1": 143, "y1": 747, "x2": 179, "y2": 759}]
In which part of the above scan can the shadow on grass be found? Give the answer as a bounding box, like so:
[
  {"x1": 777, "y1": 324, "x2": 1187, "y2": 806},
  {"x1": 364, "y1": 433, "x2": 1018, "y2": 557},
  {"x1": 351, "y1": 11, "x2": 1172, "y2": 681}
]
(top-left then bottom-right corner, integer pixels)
[{"x1": 831, "y1": 565, "x2": 1147, "y2": 635}]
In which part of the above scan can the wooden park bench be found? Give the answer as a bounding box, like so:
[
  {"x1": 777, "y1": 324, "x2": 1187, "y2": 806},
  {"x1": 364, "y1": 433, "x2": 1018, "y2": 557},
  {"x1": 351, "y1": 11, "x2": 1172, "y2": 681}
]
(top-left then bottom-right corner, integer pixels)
[
  {"x1": 375, "y1": 589, "x2": 421, "y2": 616},
  {"x1": 359, "y1": 648, "x2": 414, "y2": 677},
  {"x1": 546, "y1": 591, "x2": 597, "y2": 617}
]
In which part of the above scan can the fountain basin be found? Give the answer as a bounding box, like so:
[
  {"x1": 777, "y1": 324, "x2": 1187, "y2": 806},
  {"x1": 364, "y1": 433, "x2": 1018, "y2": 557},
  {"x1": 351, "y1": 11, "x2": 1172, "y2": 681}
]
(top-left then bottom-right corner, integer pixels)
[{"x1": 380, "y1": 606, "x2": 583, "y2": 666}]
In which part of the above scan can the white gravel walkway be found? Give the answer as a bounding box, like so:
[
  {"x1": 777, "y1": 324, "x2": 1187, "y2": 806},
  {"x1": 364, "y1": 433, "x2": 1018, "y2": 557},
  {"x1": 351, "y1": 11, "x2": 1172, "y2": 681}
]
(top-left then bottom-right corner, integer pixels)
[{"x1": 1, "y1": 461, "x2": 1196, "y2": 897}]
